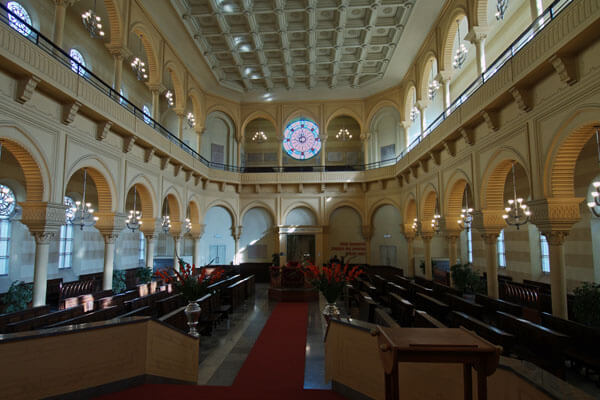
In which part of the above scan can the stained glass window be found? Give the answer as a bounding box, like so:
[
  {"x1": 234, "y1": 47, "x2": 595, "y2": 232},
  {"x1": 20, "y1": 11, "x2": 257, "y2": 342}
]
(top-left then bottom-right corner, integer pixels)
[
  {"x1": 497, "y1": 229, "x2": 506, "y2": 268},
  {"x1": 143, "y1": 105, "x2": 152, "y2": 125},
  {"x1": 59, "y1": 196, "x2": 74, "y2": 269},
  {"x1": 7, "y1": 2, "x2": 31, "y2": 37},
  {"x1": 283, "y1": 119, "x2": 321, "y2": 160},
  {"x1": 69, "y1": 49, "x2": 86, "y2": 77}
]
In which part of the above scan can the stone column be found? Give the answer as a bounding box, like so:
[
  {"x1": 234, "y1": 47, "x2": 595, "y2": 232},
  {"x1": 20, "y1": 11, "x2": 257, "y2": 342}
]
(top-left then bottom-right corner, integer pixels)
[
  {"x1": 172, "y1": 233, "x2": 182, "y2": 270},
  {"x1": 404, "y1": 233, "x2": 416, "y2": 277},
  {"x1": 106, "y1": 47, "x2": 130, "y2": 94},
  {"x1": 481, "y1": 233, "x2": 500, "y2": 298},
  {"x1": 543, "y1": 231, "x2": 569, "y2": 318},
  {"x1": 175, "y1": 110, "x2": 185, "y2": 140},
  {"x1": 32, "y1": 232, "x2": 55, "y2": 307},
  {"x1": 465, "y1": 28, "x2": 488, "y2": 75},
  {"x1": 422, "y1": 234, "x2": 433, "y2": 280},
  {"x1": 191, "y1": 224, "x2": 205, "y2": 267},
  {"x1": 446, "y1": 232, "x2": 460, "y2": 287},
  {"x1": 102, "y1": 233, "x2": 118, "y2": 291},
  {"x1": 416, "y1": 100, "x2": 428, "y2": 135},
  {"x1": 360, "y1": 132, "x2": 370, "y2": 165},
  {"x1": 320, "y1": 134, "x2": 327, "y2": 168},
  {"x1": 436, "y1": 71, "x2": 452, "y2": 111},
  {"x1": 52, "y1": 0, "x2": 73, "y2": 48},
  {"x1": 144, "y1": 233, "x2": 155, "y2": 270},
  {"x1": 232, "y1": 225, "x2": 242, "y2": 265}
]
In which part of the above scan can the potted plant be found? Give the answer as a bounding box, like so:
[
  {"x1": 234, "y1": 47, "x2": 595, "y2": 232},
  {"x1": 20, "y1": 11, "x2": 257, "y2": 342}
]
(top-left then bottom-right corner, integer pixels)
[
  {"x1": 3, "y1": 280, "x2": 32, "y2": 313},
  {"x1": 155, "y1": 259, "x2": 224, "y2": 337},
  {"x1": 112, "y1": 270, "x2": 127, "y2": 294},
  {"x1": 135, "y1": 266, "x2": 153, "y2": 285},
  {"x1": 450, "y1": 263, "x2": 485, "y2": 297},
  {"x1": 572, "y1": 282, "x2": 600, "y2": 327},
  {"x1": 303, "y1": 263, "x2": 363, "y2": 321}
]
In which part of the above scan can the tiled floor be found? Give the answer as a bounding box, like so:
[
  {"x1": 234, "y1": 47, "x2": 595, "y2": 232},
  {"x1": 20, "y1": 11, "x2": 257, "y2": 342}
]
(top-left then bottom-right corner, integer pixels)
[{"x1": 197, "y1": 283, "x2": 330, "y2": 389}]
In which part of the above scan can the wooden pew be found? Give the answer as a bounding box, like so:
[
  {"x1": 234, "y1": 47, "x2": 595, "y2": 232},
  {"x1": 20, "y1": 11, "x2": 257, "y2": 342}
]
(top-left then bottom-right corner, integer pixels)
[
  {"x1": 414, "y1": 292, "x2": 449, "y2": 323},
  {"x1": 386, "y1": 282, "x2": 408, "y2": 300},
  {"x1": 113, "y1": 305, "x2": 151, "y2": 319},
  {"x1": 5, "y1": 305, "x2": 85, "y2": 333},
  {"x1": 358, "y1": 291, "x2": 377, "y2": 323},
  {"x1": 475, "y1": 294, "x2": 522, "y2": 324},
  {"x1": 413, "y1": 310, "x2": 446, "y2": 328},
  {"x1": 406, "y1": 281, "x2": 434, "y2": 301},
  {"x1": 450, "y1": 311, "x2": 515, "y2": 355},
  {"x1": 444, "y1": 293, "x2": 485, "y2": 320},
  {"x1": 414, "y1": 276, "x2": 433, "y2": 289},
  {"x1": 496, "y1": 311, "x2": 569, "y2": 378},
  {"x1": 224, "y1": 279, "x2": 246, "y2": 311},
  {"x1": 540, "y1": 312, "x2": 600, "y2": 372},
  {"x1": 371, "y1": 274, "x2": 388, "y2": 302},
  {"x1": 432, "y1": 282, "x2": 462, "y2": 298},
  {"x1": 389, "y1": 293, "x2": 414, "y2": 327},
  {"x1": 394, "y1": 274, "x2": 411, "y2": 287},
  {"x1": 46, "y1": 306, "x2": 123, "y2": 328},
  {"x1": 0, "y1": 305, "x2": 51, "y2": 332},
  {"x1": 374, "y1": 307, "x2": 400, "y2": 328}
]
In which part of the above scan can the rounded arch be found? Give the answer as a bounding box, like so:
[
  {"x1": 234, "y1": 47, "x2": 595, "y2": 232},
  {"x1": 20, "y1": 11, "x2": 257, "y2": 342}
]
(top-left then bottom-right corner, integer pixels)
[
  {"x1": 444, "y1": 169, "x2": 474, "y2": 230},
  {"x1": 283, "y1": 108, "x2": 320, "y2": 132},
  {"x1": 366, "y1": 99, "x2": 403, "y2": 129},
  {"x1": 187, "y1": 199, "x2": 200, "y2": 225},
  {"x1": 65, "y1": 157, "x2": 116, "y2": 213},
  {"x1": 0, "y1": 136, "x2": 47, "y2": 203},
  {"x1": 164, "y1": 61, "x2": 185, "y2": 111},
  {"x1": 241, "y1": 111, "x2": 277, "y2": 139},
  {"x1": 473, "y1": 0, "x2": 490, "y2": 28},
  {"x1": 543, "y1": 107, "x2": 600, "y2": 198},
  {"x1": 130, "y1": 23, "x2": 159, "y2": 85},
  {"x1": 326, "y1": 201, "x2": 365, "y2": 224},
  {"x1": 440, "y1": 8, "x2": 469, "y2": 73},
  {"x1": 282, "y1": 202, "x2": 320, "y2": 226},
  {"x1": 162, "y1": 187, "x2": 183, "y2": 222},
  {"x1": 103, "y1": 0, "x2": 123, "y2": 47},
  {"x1": 421, "y1": 184, "x2": 439, "y2": 229},
  {"x1": 125, "y1": 174, "x2": 156, "y2": 219},
  {"x1": 187, "y1": 87, "x2": 205, "y2": 131},
  {"x1": 240, "y1": 201, "x2": 277, "y2": 225},
  {"x1": 403, "y1": 194, "x2": 417, "y2": 227},
  {"x1": 368, "y1": 198, "x2": 402, "y2": 225},
  {"x1": 480, "y1": 147, "x2": 530, "y2": 210},
  {"x1": 403, "y1": 84, "x2": 417, "y2": 122},
  {"x1": 204, "y1": 199, "x2": 238, "y2": 227},
  {"x1": 325, "y1": 107, "x2": 363, "y2": 134},
  {"x1": 206, "y1": 109, "x2": 236, "y2": 134},
  {"x1": 419, "y1": 52, "x2": 438, "y2": 102}
]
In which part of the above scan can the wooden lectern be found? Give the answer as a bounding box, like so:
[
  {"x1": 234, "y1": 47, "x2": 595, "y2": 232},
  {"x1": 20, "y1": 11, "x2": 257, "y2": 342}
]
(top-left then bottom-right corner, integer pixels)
[{"x1": 375, "y1": 327, "x2": 500, "y2": 400}]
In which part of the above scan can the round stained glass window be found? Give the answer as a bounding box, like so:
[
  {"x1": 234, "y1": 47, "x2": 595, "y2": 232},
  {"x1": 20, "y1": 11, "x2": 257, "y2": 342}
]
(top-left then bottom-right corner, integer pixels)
[
  {"x1": 283, "y1": 119, "x2": 321, "y2": 160},
  {"x1": 0, "y1": 184, "x2": 16, "y2": 219},
  {"x1": 7, "y1": 2, "x2": 32, "y2": 37}
]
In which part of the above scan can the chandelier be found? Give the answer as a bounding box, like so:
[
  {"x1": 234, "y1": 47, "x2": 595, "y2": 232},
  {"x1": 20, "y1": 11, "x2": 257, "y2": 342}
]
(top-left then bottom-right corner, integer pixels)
[
  {"x1": 430, "y1": 202, "x2": 441, "y2": 233},
  {"x1": 502, "y1": 163, "x2": 531, "y2": 229},
  {"x1": 410, "y1": 105, "x2": 420, "y2": 122},
  {"x1": 252, "y1": 131, "x2": 267, "y2": 143},
  {"x1": 131, "y1": 35, "x2": 148, "y2": 81},
  {"x1": 587, "y1": 126, "x2": 600, "y2": 217},
  {"x1": 453, "y1": 20, "x2": 469, "y2": 70},
  {"x1": 184, "y1": 217, "x2": 192, "y2": 234},
  {"x1": 125, "y1": 186, "x2": 142, "y2": 232},
  {"x1": 428, "y1": 67, "x2": 439, "y2": 101},
  {"x1": 81, "y1": 0, "x2": 105, "y2": 39},
  {"x1": 165, "y1": 90, "x2": 174, "y2": 107},
  {"x1": 187, "y1": 112, "x2": 196, "y2": 128},
  {"x1": 496, "y1": 0, "x2": 509, "y2": 21},
  {"x1": 70, "y1": 169, "x2": 99, "y2": 230},
  {"x1": 336, "y1": 128, "x2": 352, "y2": 141},
  {"x1": 458, "y1": 194, "x2": 474, "y2": 232},
  {"x1": 411, "y1": 218, "x2": 421, "y2": 235}
]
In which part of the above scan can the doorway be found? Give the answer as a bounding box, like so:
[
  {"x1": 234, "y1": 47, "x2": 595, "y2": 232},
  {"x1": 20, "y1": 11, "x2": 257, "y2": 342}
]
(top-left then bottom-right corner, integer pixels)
[{"x1": 286, "y1": 234, "x2": 315, "y2": 265}]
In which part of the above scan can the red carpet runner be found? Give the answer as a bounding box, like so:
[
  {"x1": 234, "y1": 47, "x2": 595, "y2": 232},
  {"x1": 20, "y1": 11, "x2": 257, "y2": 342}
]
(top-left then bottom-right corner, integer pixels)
[{"x1": 97, "y1": 302, "x2": 345, "y2": 399}]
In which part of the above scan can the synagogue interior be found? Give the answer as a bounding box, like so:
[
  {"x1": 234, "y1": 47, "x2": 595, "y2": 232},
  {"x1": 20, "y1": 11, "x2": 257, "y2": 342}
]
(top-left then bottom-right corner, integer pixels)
[{"x1": 0, "y1": 0, "x2": 599, "y2": 398}]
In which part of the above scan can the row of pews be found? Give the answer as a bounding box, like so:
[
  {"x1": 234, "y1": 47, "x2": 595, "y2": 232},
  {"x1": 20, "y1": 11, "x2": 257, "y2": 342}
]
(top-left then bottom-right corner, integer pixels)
[{"x1": 346, "y1": 273, "x2": 600, "y2": 384}]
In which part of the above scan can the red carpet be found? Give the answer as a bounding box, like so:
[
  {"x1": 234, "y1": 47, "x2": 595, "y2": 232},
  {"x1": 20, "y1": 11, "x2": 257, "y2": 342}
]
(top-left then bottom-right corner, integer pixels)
[{"x1": 97, "y1": 302, "x2": 345, "y2": 399}]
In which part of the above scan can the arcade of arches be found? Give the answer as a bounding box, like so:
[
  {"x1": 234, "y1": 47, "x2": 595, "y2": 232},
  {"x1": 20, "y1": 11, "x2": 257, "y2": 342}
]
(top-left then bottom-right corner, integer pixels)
[{"x1": 0, "y1": 0, "x2": 599, "y2": 326}]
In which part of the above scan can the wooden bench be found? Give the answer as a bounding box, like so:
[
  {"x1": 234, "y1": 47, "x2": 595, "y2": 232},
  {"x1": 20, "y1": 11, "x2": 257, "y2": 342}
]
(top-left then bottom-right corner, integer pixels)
[
  {"x1": 5, "y1": 305, "x2": 85, "y2": 333},
  {"x1": 389, "y1": 293, "x2": 414, "y2": 327},
  {"x1": 374, "y1": 307, "x2": 400, "y2": 328},
  {"x1": 224, "y1": 279, "x2": 246, "y2": 311},
  {"x1": 444, "y1": 293, "x2": 485, "y2": 320},
  {"x1": 414, "y1": 292, "x2": 449, "y2": 323},
  {"x1": 450, "y1": 311, "x2": 515, "y2": 355},
  {"x1": 413, "y1": 310, "x2": 446, "y2": 328},
  {"x1": 496, "y1": 311, "x2": 569, "y2": 378},
  {"x1": 386, "y1": 282, "x2": 408, "y2": 301},
  {"x1": 113, "y1": 305, "x2": 151, "y2": 319},
  {"x1": 46, "y1": 305, "x2": 123, "y2": 328},
  {"x1": 475, "y1": 294, "x2": 522, "y2": 324},
  {"x1": 414, "y1": 276, "x2": 433, "y2": 289},
  {"x1": 432, "y1": 282, "x2": 462, "y2": 298},
  {"x1": 155, "y1": 293, "x2": 185, "y2": 317},
  {"x1": 394, "y1": 274, "x2": 411, "y2": 287},
  {"x1": 358, "y1": 291, "x2": 377, "y2": 323},
  {"x1": 406, "y1": 281, "x2": 434, "y2": 301},
  {"x1": 371, "y1": 274, "x2": 388, "y2": 302},
  {"x1": 0, "y1": 305, "x2": 51, "y2": 332}
]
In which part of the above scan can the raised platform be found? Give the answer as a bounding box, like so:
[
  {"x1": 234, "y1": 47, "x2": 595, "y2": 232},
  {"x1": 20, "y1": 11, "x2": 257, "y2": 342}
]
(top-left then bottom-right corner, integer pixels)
[{"x1": 268, "y1": 287, "x2": 319, "y2": 302}]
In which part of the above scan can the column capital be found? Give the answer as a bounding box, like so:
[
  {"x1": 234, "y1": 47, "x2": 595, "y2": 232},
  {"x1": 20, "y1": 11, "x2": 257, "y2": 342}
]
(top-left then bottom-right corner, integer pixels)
[
  {"x1": 95, "y1": 212, "x2": 126, "y2": 235},
  {"x1": 420, "y1": 233, "x2": 434, "y2": 241},
  {"x1": 173, "y1": 108, "x2": 186, "y2": 117},
  {"x1": 105, "y1": 45, "x2": 131, "y2": 59},
  {"x1": 19, "y1": 201, "x2": 66, "y2": 234},
  {"x1": 53, "y1": 0, "x2": 78, "y2": 6},
  {"x1": 189, "y1": 224, "x2": 206, "y2": 240},
  {"x1": 415, "y1": 99, "x2": 429, "y2": 112},
  {"x1": 542, "y1": 230, "x2": 569, "y2": 246},
  {"x1": 472, "y1": 209, "x2": 505, "y2": 234},
  {"x1": 435, "y1": 70, "x2": 452, "y2": 84},
  {"x1": 444, "y1": 231, "x2": 461, "y2": 242},
  {"x1": 481, "y1": 232, "x2": 499, "y2": 245},
  {"x1": 34, "y1": 231, "x2": 56, "y2": 244},
  {"x1": 319, "y1": 133, "x2": 328, "y2": 143},
  {"x1": 529, "y1": 197, "x2": 583, "y2": 233},
  {"x1": 465, "y1": 26, "x2": 489, "y2": 44},
  {"x1": 146, "y1": 83, "x2": 166, "y2": 94},
  {"x1": 231, "y1": 225, "x2": 242, "y2": 241},
  {"x1": 360, "y1": 131, "x2": 371, "y2": 141},
  {"x1": 102, "y1": 233, "x2": 119, "y2": 244}
]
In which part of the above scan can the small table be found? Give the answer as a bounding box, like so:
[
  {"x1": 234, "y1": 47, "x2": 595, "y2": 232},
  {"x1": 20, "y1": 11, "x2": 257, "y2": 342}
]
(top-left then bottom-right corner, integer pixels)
[{"x1": 375, "y1": 327, "x2": 500, "y2": 400}]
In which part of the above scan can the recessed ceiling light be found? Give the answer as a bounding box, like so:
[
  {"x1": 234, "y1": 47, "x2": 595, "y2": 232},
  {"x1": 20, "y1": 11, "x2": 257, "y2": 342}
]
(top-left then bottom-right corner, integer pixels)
[{"x1": 239, "y1": 44, "x2": 251, "y2": 52}]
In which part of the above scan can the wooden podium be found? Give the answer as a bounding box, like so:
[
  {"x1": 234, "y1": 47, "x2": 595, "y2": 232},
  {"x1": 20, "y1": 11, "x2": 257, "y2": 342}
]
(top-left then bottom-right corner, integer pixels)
[{"x1": 375, "y1": 327, "x2": 500, "y2": 400}]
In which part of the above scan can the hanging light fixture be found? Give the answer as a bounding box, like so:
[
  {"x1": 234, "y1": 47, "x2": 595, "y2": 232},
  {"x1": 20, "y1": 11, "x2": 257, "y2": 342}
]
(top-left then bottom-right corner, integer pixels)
[
  {"x1": 165, "y1": 90, "x2": 174, "y2": 107},
  {"x1": 125, "y1": 186, "x2": 142, "y2": 232},
  {"x1": 587, "y1": 126, "x2": 600, "y2": 217},
  {"x1": 458, "y1": 192, "x2": 474, "y2": 232},
  {"x1": 184, "y1": 208, "x2": 192, "y2": 234},
  {"x1": 186, "y1": 112, "x2": 196, "y2": 128},
  {"x1": 495, "y1": 0, "x2": 509, "y2": 21},
  {"x1": 410, "y1": 105, "x2": 420, "y2": 122},
  {"x1": 411, "y1": 217, "x2": 421, "y2": 235},
  {"x1": 131, "y1": 35, "x2": 148, "y2": 81},
  {"x1": 161, "y1": 200, "x2": 171, "y2": 233},
  {"x1": 502, "y1": 163, "x2": 531, "y2": 229},
  {"x1": 336, "y1": 127, "x2": 352, "y2": 141},
  {"x1": 452, "y1": 19, "x2": 469, "y2": 70},
  {"x1": 428, "y1": 65, "x2": 439, "y2": 101},
  {"x1": 70, "y1": 169, "x2": 99, "y2": 230},
  {"x1": 252, "y1": 131, "x2": 267, "y2": 143},
  {"x1": 431, "y1": 201, "x2": 441, "y2": 233},
  {"x1": 81, "y1": 0, "x2": 105, "y2": 39}
]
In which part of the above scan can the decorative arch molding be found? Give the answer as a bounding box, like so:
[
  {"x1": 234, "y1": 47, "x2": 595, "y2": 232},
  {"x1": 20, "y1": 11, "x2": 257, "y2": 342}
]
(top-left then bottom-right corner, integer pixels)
[
  {"x1": 162, "y1": 186, "x2": 183, "y2": 222},
  {"x1": 440, "y1": 7, "x2": 469, "y2": 73},
  {"x1": 103, "y1": 0, "x2": 123, "y2": 48},
  {"x1": 480, "y1": 147, "x2": 530, "y2": 210},
  {"x1": 421, "y1": 185, "x2": 438, "y2": 229},
  {"x1": 282, "y1": 108, "x2": 320, "y2": 132},
  {"x1": 206, "y1": 109, "x2": 237, "y2": 138},
  {"x1": 444, "y1": 169, "x2": 473, "y2": 227},
  {"x1": 403, "y1": 84, "x2": 417, "y2": 123},
  {"x1": 187, "y1": 87, "x2": 205, "y2": 131},
  {"x1": 326, "y1": 201, "x2": 365, "y2": 225},
  {"x1": 65, "y1": 156, "x2": 116, "y2": 213},
  {"x1": 282, "y1": 202, "x2": 320, "y2": 226},
  {"x1": 472, "y1": 0, "x2": 490, "y2": 29},
  {"x1": 240, "y1": 111, "x2": 277, "y2": 140},
  {"x1": 125, "y1": 174, "x2": 157, "y2": 219},
  {"x1": 366, "y1": 99, "x2": 403, "y2": 130},
  {"x1": 0, "y1": 126, "x2": 50, "y2": 203},
  {"x1": 418, "y1": 52, "x2": 438, "y2": 102},
  {"x1": 164, "y1": 61, "x2": 186, "y2": 111},
  {"x1": 325, "y1": 107, "x2": 363, "y2": 135},
  {"x1": 130, "y1": 23, "x2": 160, "y2": 85},
  {"x1": 240, "y1": 201, "x2": 277, "y2": 225},
  {"x1": 543, "y1": 106, "x2": 600, "y2": 198},
  {"x1": 367, "y1": 198, "x2": 402, "y2": 224},
  {"x1": 187, "y1": 199, "x2": 201, "y2": 226},
  {"x1": 403, "y1": 194, "x2": 417, "y2": 224},
  {"x1": 204, "y1": 199, "x2": 238, "y2": 227}
]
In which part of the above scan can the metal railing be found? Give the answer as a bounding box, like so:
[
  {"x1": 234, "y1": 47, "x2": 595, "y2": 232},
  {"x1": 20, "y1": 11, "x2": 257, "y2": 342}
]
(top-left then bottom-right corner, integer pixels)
[{"x1": 0, "y1": 0, "x2": 574, "y2": 174}]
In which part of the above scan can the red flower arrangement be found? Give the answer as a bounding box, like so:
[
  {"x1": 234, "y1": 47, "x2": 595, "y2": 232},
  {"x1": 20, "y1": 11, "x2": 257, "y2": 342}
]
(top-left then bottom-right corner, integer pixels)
[
  {"x1": 155, "y1": 259, "x2": 225, "y2": 302},
  {"x1": 303, "y1": 263, "x2": 363, "y2": 303}
]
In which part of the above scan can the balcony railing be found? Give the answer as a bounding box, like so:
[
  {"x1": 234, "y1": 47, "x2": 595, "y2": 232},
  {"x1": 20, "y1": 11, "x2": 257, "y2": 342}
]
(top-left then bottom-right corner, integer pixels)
[{"x1": 0, "y1": 0, "x2": 574, "y2": 174}]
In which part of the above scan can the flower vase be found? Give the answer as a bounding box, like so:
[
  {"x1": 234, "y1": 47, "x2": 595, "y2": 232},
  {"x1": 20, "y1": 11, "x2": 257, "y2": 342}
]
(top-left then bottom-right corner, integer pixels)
[
  {"x1": 184, "y1": 301, "x2": 202, "y2": 338},
  {"x1": 322, "y1": 302, "x2": 341, "y2": 323}
]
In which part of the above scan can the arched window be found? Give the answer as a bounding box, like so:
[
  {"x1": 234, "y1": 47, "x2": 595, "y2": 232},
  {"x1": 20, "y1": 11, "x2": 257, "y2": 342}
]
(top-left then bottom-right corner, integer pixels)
[
  {"x1": 497, "y1": 229, "x2": 506, "y2": 268},
  {"x1": 283, "y1": 119, "x2": 321, "y2": 160},
  {"x1": 7, "y1": 1, "x2": 32, "y2": 37},
  {"x1": 139, "y1": 232, "x2": 145, "y2": 266},
  {"x1": 119, "y1": 89, "x2": 126, "y2": 105},
  {"x1": 467, "y1": 228, "x2": 473, "y2": 263},
  {"x1": 69, "y1": 48, "x2": 86, "y2": 77},
  {"x1": 58, "y1": 196, "x2": 74, "y2": 269},
  {"x1": 540, "y1": 234, "x2": 550, "y2": 273},
  {"x1": 0, "y1": 184, "x2": 16, "y2": 275},
  {"x1": 142, "y1": 105, "x2": 152, "y2": 125}
]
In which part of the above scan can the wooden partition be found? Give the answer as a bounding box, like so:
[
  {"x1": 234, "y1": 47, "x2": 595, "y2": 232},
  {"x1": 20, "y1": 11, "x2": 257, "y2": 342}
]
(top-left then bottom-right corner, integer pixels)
[
  {"x1": 0, "y1": 318, "x2": 198, "y2": 399},
  {"x1": 325, "y1": 320, "x2": 589, "y2": 400}
]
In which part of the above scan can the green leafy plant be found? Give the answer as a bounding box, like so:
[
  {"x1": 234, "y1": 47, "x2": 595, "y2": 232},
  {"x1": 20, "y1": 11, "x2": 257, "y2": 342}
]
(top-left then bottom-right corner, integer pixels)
[
  {"x1": 112, "y1": 270, "x2": 127, "y2": 294},
  {"x1": 450, "y1": 263, "x2": 485, "y2": 295},
  {"x1": 135, "y1": 267, "x2": 153, "y2": 284},
  {"x1": 4, "y1": 280, "x2": 32, "y2": 313},
  {"x1": 573, "y1": 282, "x2": 600, "y2": 327}
]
